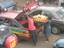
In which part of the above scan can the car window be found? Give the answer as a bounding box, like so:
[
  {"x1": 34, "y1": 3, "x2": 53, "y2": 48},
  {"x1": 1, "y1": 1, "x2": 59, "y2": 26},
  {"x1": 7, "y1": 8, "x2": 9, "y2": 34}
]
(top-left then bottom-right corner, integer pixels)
[
  {"x1": 0, "y1": 17, "x2": 5, "y2": 24},
  {"x1": 29, "y1": 10, "x2": 42, "y2": 16},
  {"x1": 42, "y1": 10, "x2": 53, "y2": 19},
  {"x1": 10, "y1": 19, "x2": 21, "y2": 27},
  {"x1": 56, "y1": 9, "x2": 64, "y2": 18},
  {"x1": 0, "y1": 17, "x2": 11, "y2": 25},
  {"x1": 0, "y1": 17, "x2": 19, "y2": 27},
  {"x1": 16, "y1": 15, "x2": 27, "y2": 21},
  {"x1": 10, "y1": 19, "x2": 24, "y2": 28}
]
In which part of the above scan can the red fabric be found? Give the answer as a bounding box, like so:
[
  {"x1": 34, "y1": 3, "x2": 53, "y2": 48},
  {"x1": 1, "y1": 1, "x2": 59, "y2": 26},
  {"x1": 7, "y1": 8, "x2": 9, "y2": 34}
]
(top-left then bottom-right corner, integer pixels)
[
  {"x1": 19, "y1": 17, "x2": 36, "y2": 30},
  {"x1": 19, "y1": 20, "x2": 27, "y2": 24},
  {"x1": 27, "y1": 17, "x2": 36, "y2": 30},
  {"x1": 23, "y1": 0, "x2": 38, "y2": 11}
]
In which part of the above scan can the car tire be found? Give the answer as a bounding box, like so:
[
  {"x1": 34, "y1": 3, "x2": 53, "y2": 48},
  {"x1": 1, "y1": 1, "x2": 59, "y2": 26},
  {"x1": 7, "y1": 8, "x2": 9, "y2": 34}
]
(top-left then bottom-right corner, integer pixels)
[
  {"x1": 5, "y1": 34, "x2": 17, "y2": 48},
  {"x1": 51, "y1": 26, "x2": 60, "y2": 34}
]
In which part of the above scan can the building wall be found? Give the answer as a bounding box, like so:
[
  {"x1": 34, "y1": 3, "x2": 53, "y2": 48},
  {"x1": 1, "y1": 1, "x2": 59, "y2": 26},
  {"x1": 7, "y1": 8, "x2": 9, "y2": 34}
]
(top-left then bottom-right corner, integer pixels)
[
  {"x1": 14, "y1": 0, "x2": 30, "y2": 8},
  {"x1": 0, "y1": 0, "x2": 31, "y2": 8}
]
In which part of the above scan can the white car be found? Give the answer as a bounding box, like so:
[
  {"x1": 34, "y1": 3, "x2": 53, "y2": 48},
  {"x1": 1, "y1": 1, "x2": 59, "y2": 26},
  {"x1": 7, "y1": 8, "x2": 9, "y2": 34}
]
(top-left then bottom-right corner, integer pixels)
[{"x1": 28, "y1": 6, "x2": 64, "y2": 34}]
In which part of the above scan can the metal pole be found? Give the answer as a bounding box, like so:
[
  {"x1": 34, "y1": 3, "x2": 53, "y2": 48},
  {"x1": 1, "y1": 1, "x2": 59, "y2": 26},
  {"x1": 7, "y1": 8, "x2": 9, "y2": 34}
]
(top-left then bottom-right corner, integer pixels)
[{"x1": 58, "y1": 0, "x2": 61, "y2": 6}]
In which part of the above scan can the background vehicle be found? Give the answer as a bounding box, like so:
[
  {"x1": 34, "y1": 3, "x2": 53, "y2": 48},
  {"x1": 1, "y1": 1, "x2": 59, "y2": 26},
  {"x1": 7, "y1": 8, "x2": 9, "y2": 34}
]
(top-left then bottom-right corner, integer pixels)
[
  {"x1": 27, "y1": 6, "x2": 64, "y2": 34},
  {"x1": 22, "y1": 0, "x2": 39, "y2": 11},
  {"x1": 53, "y1": 39, "x2": 64, "y2": 48},
  {"x1": 0, "y1": 0, "x2": 16, "y2": 11},
  {"x1": 0, "y1": 24, "x2": 17, "y2": 48}
]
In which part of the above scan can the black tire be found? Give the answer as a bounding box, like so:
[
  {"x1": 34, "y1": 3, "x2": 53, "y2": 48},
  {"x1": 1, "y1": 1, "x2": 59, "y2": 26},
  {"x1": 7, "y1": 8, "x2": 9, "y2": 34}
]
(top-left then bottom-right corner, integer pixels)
[
  {"x1": 30, "y1": 30, "x2": 37, "y2": 45},
  {"x1": 51, "y1": 26, "x2": 60, "y2": 34}
]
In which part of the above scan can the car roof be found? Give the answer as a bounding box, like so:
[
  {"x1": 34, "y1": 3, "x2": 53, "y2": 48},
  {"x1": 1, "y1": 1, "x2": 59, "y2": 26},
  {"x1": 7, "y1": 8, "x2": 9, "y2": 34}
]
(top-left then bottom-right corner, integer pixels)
[
  {"x1": 28, "y1": 6, "x2": 63, "y2": 15},
  {"x1": 0, "y1": 12, "x2": 19, "y2": 19},
  {"x1": 36, "y1": 6, "x2": 63, "y2": 11}
]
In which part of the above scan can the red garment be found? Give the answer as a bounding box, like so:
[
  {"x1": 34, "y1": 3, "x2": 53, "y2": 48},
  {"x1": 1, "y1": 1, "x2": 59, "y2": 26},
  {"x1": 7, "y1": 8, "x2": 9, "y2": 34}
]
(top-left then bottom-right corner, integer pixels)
[
  {"x1": 27, "y1": 17, "x2": 36, "y2": 30},
  {"x1": 19, "y1": 20, "x2": 27, "y2": 24}
]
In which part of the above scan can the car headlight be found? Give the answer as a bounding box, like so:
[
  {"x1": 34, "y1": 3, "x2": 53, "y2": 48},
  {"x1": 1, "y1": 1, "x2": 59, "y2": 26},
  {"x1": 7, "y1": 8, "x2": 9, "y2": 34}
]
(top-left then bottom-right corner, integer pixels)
[
  {"x1": 4, "y1": 8, "x2": 8, "y2": 12},
  {"x1": 0, "y1": 25, "x2": 8, "y2": 31},
  {"x1": 0, "y1": 28, "x2": 5, "y2": 31}
]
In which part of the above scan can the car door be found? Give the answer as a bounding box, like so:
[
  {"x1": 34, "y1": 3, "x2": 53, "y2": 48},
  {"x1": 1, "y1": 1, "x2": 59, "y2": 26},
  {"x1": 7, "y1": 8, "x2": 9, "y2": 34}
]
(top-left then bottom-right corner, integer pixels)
[
  {"x1": 9, "y1": 19, "x2": 28, "y2": 36},
  {"x1": 16, "y1": 15, "x2": 28, "y2": 28}
]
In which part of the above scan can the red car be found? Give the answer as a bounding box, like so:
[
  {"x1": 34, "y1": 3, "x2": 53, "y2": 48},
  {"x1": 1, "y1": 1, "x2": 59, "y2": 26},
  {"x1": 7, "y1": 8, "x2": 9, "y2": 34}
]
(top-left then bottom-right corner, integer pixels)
[{"x1": 0, "y1": 11, "x2": 37, "y2": 45}]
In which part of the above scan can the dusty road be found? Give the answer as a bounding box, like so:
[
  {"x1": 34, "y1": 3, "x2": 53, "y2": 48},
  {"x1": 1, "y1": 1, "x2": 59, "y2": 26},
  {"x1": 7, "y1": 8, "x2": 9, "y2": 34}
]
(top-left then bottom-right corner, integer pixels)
[{"x1": 16, "y1": 33, "x2": 64, "y2": 48}]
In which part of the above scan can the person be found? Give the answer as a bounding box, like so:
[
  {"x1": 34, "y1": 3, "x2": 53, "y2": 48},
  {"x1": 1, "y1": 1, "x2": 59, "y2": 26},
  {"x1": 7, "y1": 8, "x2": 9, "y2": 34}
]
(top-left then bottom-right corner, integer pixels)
[
  {"x1": 43, "y1": 19, "x2": 51, "y2": 40},
  {"x1": 33, "y1": 14, "x2": 51, "y2": 41},
  {"x1": 27, "y1": 16, "x2": 37, "y2": 45}
]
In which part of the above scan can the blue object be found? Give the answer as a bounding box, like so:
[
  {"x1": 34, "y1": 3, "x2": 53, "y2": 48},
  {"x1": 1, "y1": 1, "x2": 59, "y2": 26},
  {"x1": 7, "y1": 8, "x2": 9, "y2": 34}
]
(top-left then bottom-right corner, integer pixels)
[
  {"x1": 53, "y1": 39, "x2": 64, "y2": 48},
  {"x1": 0, "y1": 0, "x2": 16, "y2": 8}
]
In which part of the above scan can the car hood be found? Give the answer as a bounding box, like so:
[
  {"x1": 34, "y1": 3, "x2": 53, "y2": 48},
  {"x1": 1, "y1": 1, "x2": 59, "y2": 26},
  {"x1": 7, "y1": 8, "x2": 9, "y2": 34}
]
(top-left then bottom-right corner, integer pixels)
[
  {"x1": 0, "y1": 12, "x2": 20, "y2": 19},
  {"x1": 52, "y1": 18, "x2": 64, "y2": 21}
]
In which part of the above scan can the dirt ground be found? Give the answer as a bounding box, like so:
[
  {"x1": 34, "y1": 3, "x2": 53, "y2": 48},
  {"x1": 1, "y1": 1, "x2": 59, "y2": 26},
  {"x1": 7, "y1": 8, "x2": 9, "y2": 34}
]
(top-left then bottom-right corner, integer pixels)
[{"x1": 16, "y1": 33, "x2": 64, "y2": 48}]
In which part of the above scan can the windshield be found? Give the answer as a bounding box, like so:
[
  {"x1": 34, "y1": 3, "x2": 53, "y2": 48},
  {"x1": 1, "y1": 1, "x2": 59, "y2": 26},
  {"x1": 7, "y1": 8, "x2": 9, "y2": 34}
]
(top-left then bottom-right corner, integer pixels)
[
  {"x1": 56, "y1": 9, "x2": 64, "y2": 18},
  {"x1": 11, "y1": 19, "x2": 25, "y2": 29}
]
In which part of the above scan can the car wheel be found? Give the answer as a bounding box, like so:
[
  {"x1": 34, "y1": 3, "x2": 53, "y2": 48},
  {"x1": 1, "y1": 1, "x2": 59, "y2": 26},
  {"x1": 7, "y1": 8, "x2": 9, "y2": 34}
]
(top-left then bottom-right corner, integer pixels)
[
  {"x1": 51, "y1": 26, "x2": 60, "y2": 34},
  {"x1": 5, "y1": 34, "x2": 17, "y2": 48}
]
